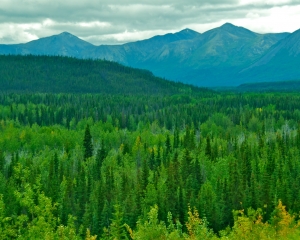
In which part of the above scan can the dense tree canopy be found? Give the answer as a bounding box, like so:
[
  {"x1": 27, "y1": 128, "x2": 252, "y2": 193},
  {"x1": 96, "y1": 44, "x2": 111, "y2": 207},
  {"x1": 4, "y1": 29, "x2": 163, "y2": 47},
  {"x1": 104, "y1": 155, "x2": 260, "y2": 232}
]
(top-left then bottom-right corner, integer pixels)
[
  {"x1": 0, "y1": 90, "x2": 300, "y2": 239},
  {"x1": 0, "y1": 55, "x2": 205, "y2": 95}
]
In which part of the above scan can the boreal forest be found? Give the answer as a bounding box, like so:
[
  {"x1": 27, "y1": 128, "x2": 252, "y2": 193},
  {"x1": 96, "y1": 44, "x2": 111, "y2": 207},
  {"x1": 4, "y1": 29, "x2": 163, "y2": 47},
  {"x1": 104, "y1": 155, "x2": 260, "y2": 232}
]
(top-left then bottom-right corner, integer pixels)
[{"x1": 0, "y1": 55, "x2": 300, "y2": 239}]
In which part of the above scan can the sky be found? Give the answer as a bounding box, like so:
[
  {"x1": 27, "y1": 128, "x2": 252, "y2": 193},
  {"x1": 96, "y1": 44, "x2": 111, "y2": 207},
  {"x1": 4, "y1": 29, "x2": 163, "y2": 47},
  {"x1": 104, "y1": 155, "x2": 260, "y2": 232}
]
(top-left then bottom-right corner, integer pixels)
[{"x1": 1, "y1": 0, "x2": 300, "y2": 45}]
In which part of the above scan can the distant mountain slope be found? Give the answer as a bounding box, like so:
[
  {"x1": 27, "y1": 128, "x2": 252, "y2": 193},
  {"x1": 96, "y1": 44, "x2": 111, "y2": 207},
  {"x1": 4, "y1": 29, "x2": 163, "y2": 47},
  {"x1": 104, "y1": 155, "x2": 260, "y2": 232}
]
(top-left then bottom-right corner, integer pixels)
[
  {"x1": 249, "y1": 28, "x2": 300, "y2": 66},
  {"x1": 0, "y1": 32, "x2": 95, "y2": 58},
  {"x1": 85, "y1": 28, "x2": 201, "y2": 65},
  {"x1": 0, "y1": 55, "x2": 205, "y2": 94},
  {"x1": 142, "y1": 23, "x2": 290, "y2": 86},
  {"x1": 238, "y1": 28, "x2": 300, "y2": 84},
  {"x1": 85, "y1": 23, "x2": 289, "y2": 86},
  {"x1": 0, "y1": 29, "x2": 200, "y2": 63},
  {"x1": 83, "y1": 23, "x2": 290, "y2": 87},
  {"x1": 0, "y1": 23, "x2": 298, "y2": 87}
]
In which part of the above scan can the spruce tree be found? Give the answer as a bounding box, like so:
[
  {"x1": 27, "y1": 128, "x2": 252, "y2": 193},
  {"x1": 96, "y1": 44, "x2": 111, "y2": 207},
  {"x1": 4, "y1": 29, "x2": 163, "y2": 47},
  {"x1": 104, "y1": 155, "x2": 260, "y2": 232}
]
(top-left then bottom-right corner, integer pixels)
[
  {"x1": 205, "y1": 135, "x2": 212, "y2": 158},
  {"x1": 0, "y1": 150, "x2": 4, "y2": 175},
  {"x1": 173, "y1": 128, "x2": 179, "y2": 149},
  {"x1": 141, "y1": 158, "x2": 149, "y2": 194},
  {"x1": 83, "y1": 124, "x2": 93, "y2": 160},
  {"x1": 109, "y1": 204, "x2": 128, "y2": 239},
  {"x1": 7, "y1": 153, "x2": 15, "y2": 178},
  {"x1": 165, "y1": 133, "x2": 172, "y2": 156},
  {"x1": 178, "y1": 187, "x2": 185, "y2": 226}
]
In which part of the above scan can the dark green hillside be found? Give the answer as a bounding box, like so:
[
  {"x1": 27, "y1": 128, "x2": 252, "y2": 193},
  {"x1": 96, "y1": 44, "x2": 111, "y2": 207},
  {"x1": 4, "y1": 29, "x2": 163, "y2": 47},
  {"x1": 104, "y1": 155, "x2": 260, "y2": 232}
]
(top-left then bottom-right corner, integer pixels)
[
  {"x1": 0, "y1": 55, "x2": 204, "y2": 94},
  {"x1": 237, "y1": 80, "x2": 300, "y2": 92}
]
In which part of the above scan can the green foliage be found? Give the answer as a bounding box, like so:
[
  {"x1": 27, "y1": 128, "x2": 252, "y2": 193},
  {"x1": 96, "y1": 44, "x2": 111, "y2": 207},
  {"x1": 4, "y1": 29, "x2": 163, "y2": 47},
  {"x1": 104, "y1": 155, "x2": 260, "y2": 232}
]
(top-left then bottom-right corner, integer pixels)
[
  {"x1": 238, "y1": 80, "x2": 300, "y2": 92},
  {"x1": 185, "y1": 205, "x2": 215, "y2": 239},
  {"x1": 128, "y1": 205, "x2": 168, "y2": 239},
  {"x1": 84, "y1": 124, "x2": 93, "y2": 159},
  {"x1": 0, "y1": 55, "x2": 208, "y2": 95},
  {"x1": 109, "y1": 204, "x2": 128, "y2": 239},
  {"x1": 0, "y1": 91, "x2": 300, "y2": 239}
]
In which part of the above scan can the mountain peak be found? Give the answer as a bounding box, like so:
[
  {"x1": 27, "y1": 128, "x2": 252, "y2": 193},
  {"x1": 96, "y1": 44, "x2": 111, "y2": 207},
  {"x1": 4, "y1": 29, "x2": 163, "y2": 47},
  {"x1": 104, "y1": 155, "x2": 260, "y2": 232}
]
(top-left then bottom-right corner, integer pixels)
[
  {"x1": 220, "y1": 22, "x2": 237, "y2": 29},
  {"x1": 180, "y1": 28, "x2": 195, "y2": 33},
  {"x1": 175, "y1": 28, "x2": 200, "y2": 39},
  {"x1": 40, "y1": 32, "x2": 93, "y2": 47},
  {"x1": 57, "y1": 32, "x2": 77, "y2": 38},
  {"x1": 219, "y1": 22, "x2": 249, "y2": 32},
  {"x1": 17, "y1": 31, "x2": 95, "y2": 57},
  {"x1": 214, "y1": 22, "x2": 257, "y2": 38},
  {"x1": 47, "y1": 32, "x2": 94, "y2": 47}
]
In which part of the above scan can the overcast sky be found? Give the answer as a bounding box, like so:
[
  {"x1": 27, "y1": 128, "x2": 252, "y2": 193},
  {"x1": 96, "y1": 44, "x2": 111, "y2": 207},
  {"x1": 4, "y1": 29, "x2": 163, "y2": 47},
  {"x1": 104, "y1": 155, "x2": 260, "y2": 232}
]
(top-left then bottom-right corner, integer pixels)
[{"x1": 1, "y1": 0, "x2": 300, "y2": 45}]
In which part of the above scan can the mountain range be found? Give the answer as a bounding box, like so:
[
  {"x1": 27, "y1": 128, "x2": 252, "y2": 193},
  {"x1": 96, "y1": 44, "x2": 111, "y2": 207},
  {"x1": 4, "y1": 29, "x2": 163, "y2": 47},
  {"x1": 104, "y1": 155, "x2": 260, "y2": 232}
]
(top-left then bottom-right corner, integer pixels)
[{"x1": 0, "y1": 23, "x2": 299, "y2": 87}]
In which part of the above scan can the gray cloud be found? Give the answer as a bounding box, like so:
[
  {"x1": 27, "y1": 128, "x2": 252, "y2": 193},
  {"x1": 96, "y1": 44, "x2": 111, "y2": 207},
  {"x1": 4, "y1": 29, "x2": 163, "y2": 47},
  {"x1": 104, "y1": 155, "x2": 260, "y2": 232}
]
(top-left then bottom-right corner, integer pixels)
[{"x1": 0, "y1": 0, "x2": 300, "y2": 45}]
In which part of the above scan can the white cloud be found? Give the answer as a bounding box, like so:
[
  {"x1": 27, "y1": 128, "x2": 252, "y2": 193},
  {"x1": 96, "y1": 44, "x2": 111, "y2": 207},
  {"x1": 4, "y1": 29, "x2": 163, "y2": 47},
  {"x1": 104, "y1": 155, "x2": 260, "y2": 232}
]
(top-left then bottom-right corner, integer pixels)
[
  {"x1": 246, "y1": 12, "x2": 260, "y2": 18},
  {"x1": 0, "y1": 23, "x2": 40, "y2": 43},
  {"x1": 232, "y1": 4, "x2": 300, "y2": 33},
  {"x1": 0, "y1": 0, "x2": 300, "y2": 44},
  {"x1": 239, "y1": 0, "x2": 293, "y2": 5}
]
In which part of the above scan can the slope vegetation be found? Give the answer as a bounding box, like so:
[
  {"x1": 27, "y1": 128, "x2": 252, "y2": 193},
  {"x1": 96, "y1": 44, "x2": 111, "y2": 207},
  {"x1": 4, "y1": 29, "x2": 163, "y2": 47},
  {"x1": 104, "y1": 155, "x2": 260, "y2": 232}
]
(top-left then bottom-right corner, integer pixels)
[
  {"x1": 237, "y1": 80, "x2": 300, "y2": 92},
  {"x1": 0, "y1": 55, "x2": 206, "y2": 94}
]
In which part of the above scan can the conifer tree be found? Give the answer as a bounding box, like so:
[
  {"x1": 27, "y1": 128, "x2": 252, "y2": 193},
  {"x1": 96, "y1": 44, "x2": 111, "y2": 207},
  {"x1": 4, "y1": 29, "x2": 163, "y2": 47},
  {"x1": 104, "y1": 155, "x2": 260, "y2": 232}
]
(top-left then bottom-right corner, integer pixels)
[
  {"x1": 94, "y1": 141, "x2": 106, "y2": 180},
  {"x1": 205, "y1": 135, "x2": 212, "y2": 158},
  {"x1": 178, "y1": 187, "x2": 185, "y2": 226},
  {"x1": 165, "y1": 133, "x2": 172, "y2": 156},
  {"x1": 173, "y1": 128, "x2": 180, "y2": 149},
  {"x1": 7, "y1": 153, "x2": 15, "y2": 178},
  {"x1": 0, "y1": 150, "x2": 4, "y2": 175},
  {"x1": 84, "y1": 124, "x2": 93, "y2": 159},
  {"x1": 53, "y1": 152, "x2": 59, "y2": 175},
  {"x1": 109, "y1": 204, "x2": 128, "y2": 239},
  {"x1": 181, "y1": 148, "x2": 192, "y2": 181},
  {"x1": 149, "y1": 148, "x2": 155, "y2": 170},
  {"x1": 141, "y1": 158, "x2": 149, "y2": 194}
]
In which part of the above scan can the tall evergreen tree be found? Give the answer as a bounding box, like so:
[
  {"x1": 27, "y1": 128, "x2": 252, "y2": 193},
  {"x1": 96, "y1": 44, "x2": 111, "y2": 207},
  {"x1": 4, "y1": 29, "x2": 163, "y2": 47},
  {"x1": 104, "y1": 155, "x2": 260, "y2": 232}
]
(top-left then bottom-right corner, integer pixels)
[
  {"x1": 0, "y1": 150, "x2": 4, "y2": 175},
  {"x1": 173, "y1": 128, "x2": 180, "y2": 149},
  {"x1": 165, "y1": 133, "x2": 172, "y2": 156},
  {"x1": 84, "y1": 124, "x2": 93, "y2": 159},
  {"x1": 109, "y1": 204, "x2": 128, "y2": 239},
  {"x1": 205, "y1": 135, "x2": 212, "y2": 159}
]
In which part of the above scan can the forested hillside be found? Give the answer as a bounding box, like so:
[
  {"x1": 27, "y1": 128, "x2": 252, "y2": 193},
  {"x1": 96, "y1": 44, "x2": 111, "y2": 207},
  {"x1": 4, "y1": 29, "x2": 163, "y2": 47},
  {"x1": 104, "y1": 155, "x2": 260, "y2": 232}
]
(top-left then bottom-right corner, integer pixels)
[
  {"x1": 0, "y1": 55, "x2": 201, "y2": 95},
  {"x1": 237, "y1": 80, "x2": 300, "y2": 92},
  {"x1": 1, "y1": 92, "x2": 300, "y2": 239}
]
